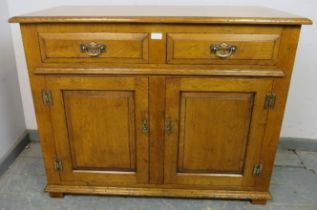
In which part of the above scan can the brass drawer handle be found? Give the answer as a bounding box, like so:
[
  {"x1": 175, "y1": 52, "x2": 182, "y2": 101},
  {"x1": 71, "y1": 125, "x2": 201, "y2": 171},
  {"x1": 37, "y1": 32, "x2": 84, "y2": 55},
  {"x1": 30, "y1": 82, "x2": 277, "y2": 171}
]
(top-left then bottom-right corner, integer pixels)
[
  {"x1": 80, "y1": 42, "x2": 106, "y2": 57},
  {"x1": 211, "y1": 43, "x2": 237, "y2": 58}
]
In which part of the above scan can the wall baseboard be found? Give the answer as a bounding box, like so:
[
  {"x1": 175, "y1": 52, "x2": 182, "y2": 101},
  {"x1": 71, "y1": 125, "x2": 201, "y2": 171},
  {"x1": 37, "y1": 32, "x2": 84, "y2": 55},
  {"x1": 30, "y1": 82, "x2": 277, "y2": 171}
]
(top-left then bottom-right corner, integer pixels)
[
  {"x1": 25, "y1": 130, "x2": 317, "y2": 149},
  {"x1": 0, "y1": 131, "x2": 30, "y2": 177},
  {"x1": 27, "y1": 129, "x2": 40, "y2": 142},
  {"x1": 279, "y1": 137, "x2": 317, "y2": 151}
]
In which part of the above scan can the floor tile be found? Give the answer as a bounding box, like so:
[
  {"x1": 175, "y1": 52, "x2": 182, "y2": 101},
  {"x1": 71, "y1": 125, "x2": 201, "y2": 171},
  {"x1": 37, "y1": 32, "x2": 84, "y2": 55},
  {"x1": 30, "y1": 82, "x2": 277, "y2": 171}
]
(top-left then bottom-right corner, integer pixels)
[
  {"x1": 6, "y1": 156, "x2": 45, "y2": 176},
  {"x1": 1, "y1": 147, "x2": 317, "y2": 210},
  {"x1": 274, "y1": 149, "x2": 303, "y2": 167},
  {"x1": 268, "y1": 203, "x2": 317, "y2": 210},
  {"x1": 221, "y1": 200, "x2": 270, "y2": 210},
  {"x1": 0, "y1": 193, "x2": 32, "y2": 210},
  {"x1": 0, "y1": 192, "x2": 67, "y2": 210},
  {"x1": 29, "y1": 193, "x2": 89, "y2": 210},
  {"x1": 71, "y1": 196, "x2": 236, "y2": 210},
  {"x1": 0, "y1": 174, "x2": 46, "y2": 194},
  {"x1": 296, "y1": 151, "x2": 317, "y2": 174},
  {"x1": 270, "y1": 167, "x2": 317, "y2": 206}
]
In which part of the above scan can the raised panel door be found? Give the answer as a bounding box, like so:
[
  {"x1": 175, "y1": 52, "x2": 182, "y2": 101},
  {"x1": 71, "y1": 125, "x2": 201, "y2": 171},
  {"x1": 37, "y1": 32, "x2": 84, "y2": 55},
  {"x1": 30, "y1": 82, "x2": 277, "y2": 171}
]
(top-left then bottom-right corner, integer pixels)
[
  {"x1": 46, "y1": 76, "x2": 149, "y2": 186},
  {"x1": 164, "y1": 77, "x2": 272, "y2": 188}
]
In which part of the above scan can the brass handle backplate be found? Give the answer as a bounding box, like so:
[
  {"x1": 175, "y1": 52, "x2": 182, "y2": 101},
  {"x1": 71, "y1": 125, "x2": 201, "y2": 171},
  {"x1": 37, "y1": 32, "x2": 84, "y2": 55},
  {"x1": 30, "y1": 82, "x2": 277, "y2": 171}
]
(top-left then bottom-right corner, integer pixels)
[
  {"x1": 211, "y1": 43, "x2": 237, "y2": 59},
  {"x1": 80, "y1": 42, "x2": 106, "y2": 57}
]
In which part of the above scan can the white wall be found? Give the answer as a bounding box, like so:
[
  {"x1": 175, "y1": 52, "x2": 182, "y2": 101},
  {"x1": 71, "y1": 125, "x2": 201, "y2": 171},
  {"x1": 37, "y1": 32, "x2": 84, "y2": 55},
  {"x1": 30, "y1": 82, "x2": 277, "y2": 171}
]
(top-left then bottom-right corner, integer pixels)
[
  {"x1": 0, "y1": 0, "x2": 25, "y2": 161},
  {"x1": 7, "y1": 0, "x2": 317, "y2": 140}
]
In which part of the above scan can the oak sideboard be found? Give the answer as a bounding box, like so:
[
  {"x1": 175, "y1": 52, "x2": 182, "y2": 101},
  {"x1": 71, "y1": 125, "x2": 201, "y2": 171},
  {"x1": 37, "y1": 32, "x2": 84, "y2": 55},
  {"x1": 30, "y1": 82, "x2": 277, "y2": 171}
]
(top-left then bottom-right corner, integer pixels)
[{"x1": 10, "y1": 6, "x2": 312, "y2": 204}]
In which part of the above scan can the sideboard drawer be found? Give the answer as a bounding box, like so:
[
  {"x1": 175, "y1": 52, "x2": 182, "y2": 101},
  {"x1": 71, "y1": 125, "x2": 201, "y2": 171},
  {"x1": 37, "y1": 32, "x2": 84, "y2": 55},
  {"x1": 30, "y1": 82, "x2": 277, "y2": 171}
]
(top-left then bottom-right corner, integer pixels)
[
  {"x1": 167, "y1": 33, "x2": 281, "y2": 65},
  {"x1": 38, "y1": 32, "x2": 149, "y2": 63}
]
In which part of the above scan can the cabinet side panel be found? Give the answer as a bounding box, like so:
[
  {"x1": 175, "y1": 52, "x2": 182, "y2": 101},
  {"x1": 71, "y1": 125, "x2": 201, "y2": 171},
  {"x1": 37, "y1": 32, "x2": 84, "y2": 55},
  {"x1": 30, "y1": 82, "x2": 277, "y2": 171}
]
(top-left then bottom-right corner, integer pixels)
[
  {"x1": 20, "y1": 24, "x2": 61, "y2": 184},
  {"x1": 257, "y1": 26, "x2": 301, "y2": 190}
]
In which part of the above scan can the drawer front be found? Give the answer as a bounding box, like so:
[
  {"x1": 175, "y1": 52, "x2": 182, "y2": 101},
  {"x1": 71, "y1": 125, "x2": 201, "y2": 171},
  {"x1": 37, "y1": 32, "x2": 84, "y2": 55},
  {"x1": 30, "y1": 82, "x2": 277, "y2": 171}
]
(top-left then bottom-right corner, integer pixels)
[
  {"x1": 167, "y1": 33, "x2": 280, "y2": 65},
  {"x1": 38, "y1": 32, "x2": 149, "y2": 63}
]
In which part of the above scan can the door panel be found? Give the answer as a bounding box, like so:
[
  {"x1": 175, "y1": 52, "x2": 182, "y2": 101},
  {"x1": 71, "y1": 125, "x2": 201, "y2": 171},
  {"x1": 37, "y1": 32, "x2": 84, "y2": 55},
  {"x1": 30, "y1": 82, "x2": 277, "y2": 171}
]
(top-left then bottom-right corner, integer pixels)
[
  {"x1": 63, "y1": 91, "x2": 136, "y2": 171},
  {"x1": 178, "y1": 92, "x2": 253, "y2": 174},
  {"x1": 46, "y1": 76, "x2": 149, "y2": 186},
  {"x1": 164, "y1": 78, "x2": 272, "y2": 188}
]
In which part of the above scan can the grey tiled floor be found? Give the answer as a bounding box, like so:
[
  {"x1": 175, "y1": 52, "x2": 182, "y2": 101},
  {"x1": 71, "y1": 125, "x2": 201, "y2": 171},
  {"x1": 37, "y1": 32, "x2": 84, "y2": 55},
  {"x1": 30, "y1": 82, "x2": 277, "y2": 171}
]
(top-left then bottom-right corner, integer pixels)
[{"x1": 0, "y1": 143, "x2": 317, "y2": 210}]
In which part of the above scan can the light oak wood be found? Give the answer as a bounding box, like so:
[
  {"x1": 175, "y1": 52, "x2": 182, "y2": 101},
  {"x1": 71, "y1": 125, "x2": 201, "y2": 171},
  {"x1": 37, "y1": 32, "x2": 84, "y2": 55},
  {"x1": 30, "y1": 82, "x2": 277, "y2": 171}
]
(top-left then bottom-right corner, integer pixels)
[
  {"x1": 149, "y1": 77, "x2": 166, "y2": 184},
  {"x1": 17, "y1": 23, "x2": 287, "y2": 69},
  {"x1": 164, "y1": 78, "x2": 272, "y2": 187},
  {"x1": 257, "y1": 27, "x2": 302, "y2": 190},
  {"x1": 178, "y1": 92, "x2": 253, "y2": 174},
  {"x1": 12, "y1": 6, "x2": 311, "y2": 204},
  {"x1": 20, "y1": 24, "x2": 62, "y2": 186},
  {"x1": 45, "y1": 184, "x2": 272, "y2": 200},
  {"x1": 251, "y1": 199, "x2": 267, "y2": 205},
  {"x1": 167, "y1": 33, "x2": 280, "y2": 65},
  {"x1": 49, "y1": 192, "x2": 64, "y2": 198},
  {"x1": 34, "y1": 66, "x2": 285, "y2": 77},
  {"x1": 63, "y1": 90, "x2": 136, "y2": 171},
  {"x1": 46, "y1": 76, "x2": 149, "y2": 185},
  {"x1": 38, "y1": 32, "x2": 148, "y2": 63},
  {"x1": 9, "y1": 6, "x2": 312, "y2": 25}
]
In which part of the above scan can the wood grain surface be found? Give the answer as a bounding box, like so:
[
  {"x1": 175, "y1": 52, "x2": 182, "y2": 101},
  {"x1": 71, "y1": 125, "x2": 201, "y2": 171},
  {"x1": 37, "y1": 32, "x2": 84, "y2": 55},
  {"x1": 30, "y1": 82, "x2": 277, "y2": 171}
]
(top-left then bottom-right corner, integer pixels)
[
  {"x1": 14, "y1": 7, "x2": 310, "y2": 204},
  {"x1": 9, "y1": 6, "x2": 312, "y2": 25}
]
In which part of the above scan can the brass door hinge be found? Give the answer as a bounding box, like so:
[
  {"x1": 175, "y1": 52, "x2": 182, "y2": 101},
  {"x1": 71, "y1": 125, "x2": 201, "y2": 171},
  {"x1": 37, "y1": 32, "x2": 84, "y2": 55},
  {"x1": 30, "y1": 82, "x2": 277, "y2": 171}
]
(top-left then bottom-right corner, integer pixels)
[
  {"x1": 252, "y1": 164, "x2": 263, "y2": 176},
  {"x1": 54, "y1": 159, "x2": 63, "y2": 171},
  {"x1": 41, "y1": 90, "x2": 53, "y2": 106},
  {"x1": 264, "y1": 93, "x2": 276, "y2": 109}
]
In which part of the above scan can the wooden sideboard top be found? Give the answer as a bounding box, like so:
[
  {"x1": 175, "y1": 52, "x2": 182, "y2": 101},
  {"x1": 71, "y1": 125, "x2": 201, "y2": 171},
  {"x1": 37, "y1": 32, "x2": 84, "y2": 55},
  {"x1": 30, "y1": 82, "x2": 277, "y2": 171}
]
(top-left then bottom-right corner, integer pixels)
[{"x1": 9, "y1": 6, "x2": 312, "y2": 25}]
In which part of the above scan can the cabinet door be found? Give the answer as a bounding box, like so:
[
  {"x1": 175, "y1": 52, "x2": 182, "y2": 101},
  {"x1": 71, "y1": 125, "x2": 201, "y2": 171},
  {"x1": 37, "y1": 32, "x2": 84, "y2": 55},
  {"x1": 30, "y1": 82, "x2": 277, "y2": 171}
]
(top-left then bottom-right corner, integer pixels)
[
  {"x1": 164, "y1": 77, "x2": 272, "y2": 188},
  {"x1": 46, "y1": 76, "x2": 149, "y2": 186}
]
